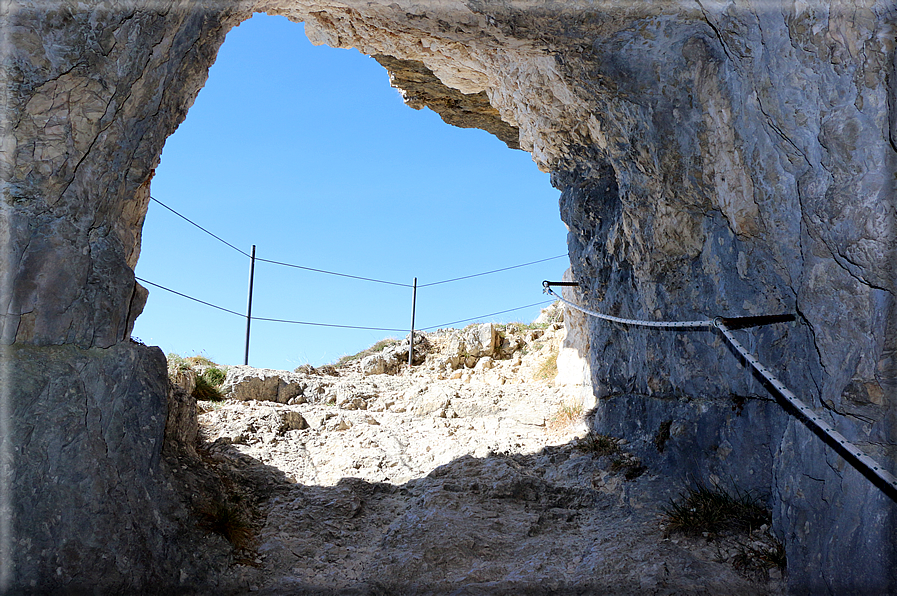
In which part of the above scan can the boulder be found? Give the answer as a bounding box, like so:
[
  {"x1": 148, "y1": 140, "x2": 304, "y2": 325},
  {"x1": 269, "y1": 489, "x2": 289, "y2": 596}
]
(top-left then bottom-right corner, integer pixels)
[
  {"x1": 222, "y1": 366, "x2": 308, "y2": 403},
  {"x1": 203, "y1": 403, "x2": 307, "y2": 444},
  {"x1": 361, "y1": 332, "x2": 430, "y2": 375}
]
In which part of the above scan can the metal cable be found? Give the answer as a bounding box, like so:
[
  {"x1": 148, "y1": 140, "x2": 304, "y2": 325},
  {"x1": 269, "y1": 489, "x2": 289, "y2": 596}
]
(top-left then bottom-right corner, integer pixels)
[
  {"x1": 419, "y1": 255, "x2": 568, "y2": 288},
  {"x1": 545, "y1": 287, "x2": 714, "y2": 328},
  {"x1": 714, "y1": 320, "x2": 897, "y2": 493},
  {"x1": 136, "y1": 277, "x2": 246, "y2": 317},
  {"x1": 137, "y1": 277, "x2": 553, "y2": 334},
  {"x1": 149, "y1": 197, "x2": 251, "y2": 258},
  {"x1": 151, "y1": 196, "x2": 565, "y2": 288},
  {"x1": 253, "y1": 257, "x2": 413, "y2": 288},
  {"x1": 136, "y1": 277, "x2": 407, "y2": 331},
  {"x1": 547, "y1": 283, "x2": 897, "y2": 495},
  {"x1": 420, "y1": 300, "x2": 555, "y2": 331}
]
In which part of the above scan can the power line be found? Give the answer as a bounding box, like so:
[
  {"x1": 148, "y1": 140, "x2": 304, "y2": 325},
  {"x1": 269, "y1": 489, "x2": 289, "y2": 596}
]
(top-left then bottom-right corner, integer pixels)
[
  {"x1": 419, "y1": 255, "x2": 568, "y2": 287},
  {"x1": 149, "y1": 196, "x2": 251, "y2": 258}
]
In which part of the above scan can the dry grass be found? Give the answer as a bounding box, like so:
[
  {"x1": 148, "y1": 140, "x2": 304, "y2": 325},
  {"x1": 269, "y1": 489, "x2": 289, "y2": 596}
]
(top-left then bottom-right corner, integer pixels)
[
  {"x1": 548, "y1": 401, "x2": 583, "y2": 431},
  {"x1": 336, "y1": 337, "x2": 400, "y2": 366},
  {"x1": 534, "y1": 346, "x2": 559, "y2": 381},
  {"x1": 186, "y1": 354, "x2": 217, "y2": 367}
]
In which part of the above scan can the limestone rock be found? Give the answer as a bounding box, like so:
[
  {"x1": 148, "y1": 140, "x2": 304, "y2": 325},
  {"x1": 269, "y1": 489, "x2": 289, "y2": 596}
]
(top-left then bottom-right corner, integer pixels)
[
  {"x1": 201, "y1": 402, "x2": 307, "y2": 445},
  {"x1": 4, "y1": 0, "x2": 895, "y2": 592},
  {"x1": 360, "y1": 353, "x2": 388, "y2": 376},
  {"x1": 222, "y1": 365, "x2": 309, "y2": 403},
  {"x1": 3, "y1": 343, "x2": 222, "y2": 592},
  {"x1": 446, "y1": 323, "x2": 499, "y2": 367},
  {"x1": 170, "y1": 367, "x2": 197, "y2": 396},
  {"x1": 359, "y1": 333, "x2": 431, "y2": 376},
  {"x1": 373, "y1": 54, "x2": 520, "y2": 149}
]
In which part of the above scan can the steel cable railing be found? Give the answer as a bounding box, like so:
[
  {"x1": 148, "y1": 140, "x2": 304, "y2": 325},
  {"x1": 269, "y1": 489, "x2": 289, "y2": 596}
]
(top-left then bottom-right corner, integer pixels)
[{"x1": 544, "y1": 282, "x2": 897, "y2": 499}]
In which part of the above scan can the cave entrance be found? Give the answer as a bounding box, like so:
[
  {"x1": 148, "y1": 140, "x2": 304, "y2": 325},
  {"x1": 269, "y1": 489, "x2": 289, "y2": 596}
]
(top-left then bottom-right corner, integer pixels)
[{"x1": 134, "y1": 13, "x2": 568, "y2": 370}]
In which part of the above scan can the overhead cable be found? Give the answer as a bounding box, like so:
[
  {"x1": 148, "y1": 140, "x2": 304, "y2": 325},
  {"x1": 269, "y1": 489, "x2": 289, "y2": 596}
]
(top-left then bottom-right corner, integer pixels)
[
  {"x1": 149, "y1": 196, "x2": 251, "y2": 258},
  {"x1": 253, "y1": 256, "x2": 413, "y2": 288},
  {"x1": 136, "y1": 277, "x2": 406, "y2": 331},
  {"x1": 421, "y1": 300, "x2": 555, "y2": 331},
  {"x1": 150, "y1": 195, "x2": 567, "y2": 288},
  {"x1": 136, "y1": 277, "x2": 245, "y2": 317},
  {"x1": 136, "y1": 276, "x2": 555, "y2": 334},
  {"x1": 419, "y1": 255, "x2": 568, "y2": 287}
]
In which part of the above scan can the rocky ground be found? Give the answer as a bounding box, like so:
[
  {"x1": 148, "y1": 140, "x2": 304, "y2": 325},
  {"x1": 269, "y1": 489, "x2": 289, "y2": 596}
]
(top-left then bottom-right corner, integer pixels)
[{"x1": 172, "y1": 307, "x2": 786, "y2": 595}]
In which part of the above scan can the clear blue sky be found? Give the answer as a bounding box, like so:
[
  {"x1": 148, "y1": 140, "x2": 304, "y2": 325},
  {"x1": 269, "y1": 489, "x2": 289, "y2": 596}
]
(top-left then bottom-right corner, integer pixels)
[{"x1": 133, "y1": 14, "x2": 568, "y2": 369}]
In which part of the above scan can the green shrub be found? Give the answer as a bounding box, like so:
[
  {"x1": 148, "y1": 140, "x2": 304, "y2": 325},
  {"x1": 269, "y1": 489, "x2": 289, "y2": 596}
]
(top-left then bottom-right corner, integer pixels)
[
  {"x1": 201, "y1": 366, "x2": 226, "y2": 387},
  {"x1": 193, "y1": 374, "x2": 224, "y2": 401}
]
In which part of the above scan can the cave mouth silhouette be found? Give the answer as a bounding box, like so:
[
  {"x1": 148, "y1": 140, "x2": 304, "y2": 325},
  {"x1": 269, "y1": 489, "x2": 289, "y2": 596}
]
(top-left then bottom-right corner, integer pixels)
[{"x1": 135, "y1": 12, "x2": 568, "y2": 370}]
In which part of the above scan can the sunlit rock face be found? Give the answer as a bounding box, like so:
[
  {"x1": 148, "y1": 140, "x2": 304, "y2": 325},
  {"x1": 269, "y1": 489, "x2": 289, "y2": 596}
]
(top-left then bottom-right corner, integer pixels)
[{"x1": 1, "y1": 1, "x2": 894, "y2": 593}]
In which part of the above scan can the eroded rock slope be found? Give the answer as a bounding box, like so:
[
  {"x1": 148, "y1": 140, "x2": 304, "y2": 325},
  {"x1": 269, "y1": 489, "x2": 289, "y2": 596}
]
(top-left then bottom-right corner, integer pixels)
[{"x1": 175, "y1": 316, "x2": 784, "y2": 594}]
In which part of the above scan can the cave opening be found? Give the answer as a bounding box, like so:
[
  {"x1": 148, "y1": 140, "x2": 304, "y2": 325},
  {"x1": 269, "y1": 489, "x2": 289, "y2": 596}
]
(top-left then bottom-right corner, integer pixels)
[{"x1": 134, "y1": 13, "x2": 569, "y2": 370}]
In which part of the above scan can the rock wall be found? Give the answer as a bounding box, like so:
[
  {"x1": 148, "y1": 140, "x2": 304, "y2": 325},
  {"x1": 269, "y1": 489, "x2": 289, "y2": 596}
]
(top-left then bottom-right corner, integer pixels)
[
  {"x1": 1, "y1": 1, "x2": 894, "y2": 593},
  {"x1": 0, "y1": 343, "x2": 228, "y2": 592}
]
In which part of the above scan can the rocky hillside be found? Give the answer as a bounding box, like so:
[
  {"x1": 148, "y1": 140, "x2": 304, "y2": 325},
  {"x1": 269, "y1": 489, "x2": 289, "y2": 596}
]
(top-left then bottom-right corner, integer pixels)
[{"x1": 167, "y1": 306, "x2": 785, "y2": 594}]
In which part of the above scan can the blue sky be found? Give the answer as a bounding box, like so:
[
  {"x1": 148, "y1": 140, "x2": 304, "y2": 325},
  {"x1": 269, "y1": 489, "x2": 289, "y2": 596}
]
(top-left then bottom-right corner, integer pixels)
[{"x1": 133, "y1": 14, "x2": 568, "y2": 369}]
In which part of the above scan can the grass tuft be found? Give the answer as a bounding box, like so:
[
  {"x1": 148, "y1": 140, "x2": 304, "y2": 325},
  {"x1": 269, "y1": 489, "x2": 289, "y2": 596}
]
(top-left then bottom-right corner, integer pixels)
[
  {"x1": 577, "y1": 432, "x2": 620, "y2": 456},
  {"x1": 663, "y1": 479, "x2": 770, "y2": 536},
  {"x1": 192, "y1": 374, "x2": 224, "y2": 401},
  {"x1": 548, "y1": 402, "x2": 583, "y2": 430},
  {"x1": 198, "y1": 501, "x2": 253, "y2": 550},
  {"x1": 201, "y1": 366, "x2": 226, "y2": 387}
]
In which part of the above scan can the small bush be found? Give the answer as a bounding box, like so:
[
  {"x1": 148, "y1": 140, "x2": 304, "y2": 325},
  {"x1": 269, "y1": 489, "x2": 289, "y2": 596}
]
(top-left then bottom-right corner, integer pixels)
[
  {"x1": 201, "y1": 366, "x2": 226, "y2": 387},
  {"x1": 664, "y1": 480, "x2": 770, "y2": 536}
]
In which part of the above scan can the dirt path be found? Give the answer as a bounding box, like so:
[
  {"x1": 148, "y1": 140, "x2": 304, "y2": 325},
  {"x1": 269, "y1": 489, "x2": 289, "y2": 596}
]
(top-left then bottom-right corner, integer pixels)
[{"x1": 190, "y1": 322, "x2": 784, "y2": 594}]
